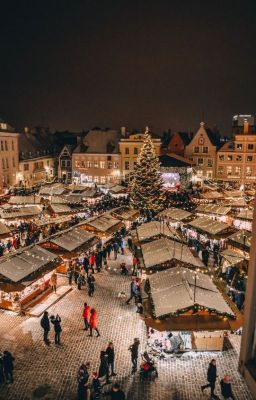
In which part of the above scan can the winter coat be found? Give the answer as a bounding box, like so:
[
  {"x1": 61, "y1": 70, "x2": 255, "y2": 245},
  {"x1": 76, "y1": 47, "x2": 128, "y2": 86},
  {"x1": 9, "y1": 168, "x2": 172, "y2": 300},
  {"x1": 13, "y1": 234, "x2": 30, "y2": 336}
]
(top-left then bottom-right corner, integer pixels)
[
  {"x1": 220, "y1": 379, "x2": 233, "y2": 398},
  {"x1": 89, "y1": 311, "x2": 97, "y2": 329},
  {"x1": 3, "y1": 352, "x2": 14, "y2": 372},
  {"x1": 51, "y1": 317, "x2": 62, "y2": 333},
  {"x1": 40, "y1": 314, "x2": 50, "y2": 331},
  {"x1": 50, "y1": 273, "x2": 57, "y2": 286},
  {"x1": 83, "y1": 305, "x2": 91, "y2": 319},
  {"x1": 207, "y1": 363, "x2": 217, "y2": 383},
  {"x1": 129, "y1": 342, "x2": 139, "y2": 358},
  {"x1": 106, "y1": 346, "x2": 115, "y2": 363},
  {"x1": 107, "y1": 389, "x2": 126, "y2": 400},
  {"x1": 98, "y1": 352, "x2": 109, "y2": 377},
  {"x1": 89, "y1": 255, "x2": 95, "y2": 266}
]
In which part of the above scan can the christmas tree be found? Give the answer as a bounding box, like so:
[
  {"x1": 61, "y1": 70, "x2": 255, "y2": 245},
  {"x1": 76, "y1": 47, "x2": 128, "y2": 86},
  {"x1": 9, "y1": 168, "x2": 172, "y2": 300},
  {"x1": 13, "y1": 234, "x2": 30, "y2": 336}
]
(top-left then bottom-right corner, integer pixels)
[{"x1": 129, "y1": 129, "x2": 165, "y2": 213}]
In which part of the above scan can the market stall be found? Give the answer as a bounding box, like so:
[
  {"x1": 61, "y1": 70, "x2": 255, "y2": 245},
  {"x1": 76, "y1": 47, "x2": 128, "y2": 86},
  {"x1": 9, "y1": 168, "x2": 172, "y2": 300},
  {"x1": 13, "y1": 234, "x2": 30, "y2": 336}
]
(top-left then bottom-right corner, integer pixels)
[
  {"x1": 0, "y1": 205, "x2": 43, "y2": 222},
  {"x1": 110, "y1": 207, "x2": 139, "y2": 229},
  {"x1": 186, "y1": 216, "x2": 233, "y2": 245},
  {"x1": 142, "y1": 266, "x2": 239, "y2": 352},
  {"x1": 0, "y1": 245, "x2": 60, "y2": 311},
  {"x1": 140, "y1": 237, "x2": 204, "y2": 272},
  {"x1": 48, "y1": 203, "x2": 75, "y2": 216},
  {"x1": 8, "y1": 195, "x2": 42, "y2": 206},
  {"x1": 79, "y1": 213, "x2": 123, "y2": 239},
  {"x1": 232, "y1": 209, "x2": 253, "y2": 231},
  {"x1": 39, "y1": 183, "x2": 67, "y2": 197},
  {"x1": 195, "y1": 205, "x2": 232, "y2": 224},
  {"x1": 135, "y1": 220, "x2": 184, "y2": 244},
  {"x1": 157, "y1": 207, "x2": 193, "y2": 227},
  {"x1": 227, "y1": 230, "x2": 252, "y2": 253}
]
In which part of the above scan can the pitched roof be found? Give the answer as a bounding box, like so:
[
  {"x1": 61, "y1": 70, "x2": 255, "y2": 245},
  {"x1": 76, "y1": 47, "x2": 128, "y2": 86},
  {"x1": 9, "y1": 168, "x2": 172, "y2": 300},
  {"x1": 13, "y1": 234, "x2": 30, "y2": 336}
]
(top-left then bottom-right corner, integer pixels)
[
  {"x1": 0, "y1": 206, "x2": 42, "y2": 219},
  {"x1": 196, "y1": 204, "x2": 231, "y2": 216},
  {"x1": 49, "y1": 227, "x2": 96, "y2": 252},
  {"x1": 73, "y1": 129, "x2": 120, "y2": 154},
  {"x1": 188, "y1": 217, "x2": 229, "y2": 235},
  {"x1": 159, "y1": 154, "x2": 192, "y2": 168},
  {"x1": 147, "y1": 266, "x2": 234, "y2": 318},
  {"x1": 158, "y1": 208, "x2": 192, "y2": 221},
  {"x1": 8, "y1": 196, "x2": 42, "y2": 205},
  {"x1": 136, "y1": 221, "x2": 183, "y2": 242}
]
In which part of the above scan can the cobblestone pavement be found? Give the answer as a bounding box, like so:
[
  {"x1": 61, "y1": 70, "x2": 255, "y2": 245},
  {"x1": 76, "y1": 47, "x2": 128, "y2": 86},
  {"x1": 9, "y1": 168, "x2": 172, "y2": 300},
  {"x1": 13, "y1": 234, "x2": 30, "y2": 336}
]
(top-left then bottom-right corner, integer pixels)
[{"x1": 0, "y1": 251, "x2": 253, "y2": 400}]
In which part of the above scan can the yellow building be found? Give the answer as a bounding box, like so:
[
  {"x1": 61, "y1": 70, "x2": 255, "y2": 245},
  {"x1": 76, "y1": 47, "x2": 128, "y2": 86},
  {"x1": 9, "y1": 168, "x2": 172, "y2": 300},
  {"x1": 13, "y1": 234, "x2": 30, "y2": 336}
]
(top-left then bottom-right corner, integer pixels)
[
  {"x1": 216, "y1": 129, "x2": 256, "y2": 184},
  {"x1": 119, "y1": 132, "x2": 161, "y2": 179},
  {"x1": 185, "y1": 122, "x2": 220, "y2": 181},
  {"x1": 0, "y1": 120, "x2": 19, "y2": 193},
  {"x1": 18, "y1": 156, "x2": 55, "y2": 187}
]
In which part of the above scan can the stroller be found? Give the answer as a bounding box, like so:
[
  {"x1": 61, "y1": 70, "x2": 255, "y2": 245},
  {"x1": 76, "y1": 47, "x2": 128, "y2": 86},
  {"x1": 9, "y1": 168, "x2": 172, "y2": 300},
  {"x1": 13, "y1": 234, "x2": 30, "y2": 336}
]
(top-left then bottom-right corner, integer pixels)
[{"x1": 140, "y1": 352, "x2": 158, "y2": 380}]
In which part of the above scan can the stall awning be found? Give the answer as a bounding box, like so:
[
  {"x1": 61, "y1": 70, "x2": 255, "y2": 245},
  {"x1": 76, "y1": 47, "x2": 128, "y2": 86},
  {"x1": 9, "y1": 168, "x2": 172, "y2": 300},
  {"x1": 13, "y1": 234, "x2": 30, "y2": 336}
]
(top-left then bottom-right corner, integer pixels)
[
  {"x1": 0, "y1": 245, "x2": 59, "y2": 283},
  {"x1": 158, "y1": 207, "x2": 192, "y2": 221},
  {"x1": 50, "y1": 196, "x2": 69, "y2": 204},
  {"x1": 147, "y1": 266, "x2": 235, "y2": 318},
  {"x1": 109, "y1": 185, "x2": 127, "y2": 194},
  {"x1": 236, "y1": 210, "x2": 253, "y2": 220},
  {"x1": 8, "y1": 196, "x2": 42, "y2": 205},
  {"x1": 227, "y1": 230, "x2": 252, "y2": 248},
  {"x1": 0, "y1": 205, "x2": 42, "y2": 219},
  {"x1": 196, "y1": 205, "x2": 231, "y2": 216},
  {"x1": 34, "y1": 215, "x2": 73, "y2": 227},
  {"x1": 224, "y1": 190, "x2": 244, "y2": 198},
  {"x1": 137, "y1": 221, "x2": 183, "y2": 242},
  {"x1": 201, "y1": 191, "x2": 224, "y2": 200},
  {"x1": 50, "y1": 204, "x2": 73, "y2": 214},
  {"x1": 83, "y1": 213, "x2": 121, "y2": 232},
  {"x1": 49, "y1": 227, "x2": 96, "y2": 252},
  {"x1": 187, "y1": 217, "x2": 229, "y2": 235},
  {"x1": 223, "y1": 198, "x2": 247, "y2": 208},
  {"x1": 141, "y1": 237, "x2": 203, "y2": 269},
  {"x1": 0, "y1": 222, "x2": 11, "y2": 236},
  {"x1": 220, "y1": 249, "x2": 249, "y2": 266},
  {"x1": 39, "y1": 184, "x2": 66, "y2": 196},
  {"x1": 111, "y1": 207, "x2": 139, "y2": 221}
]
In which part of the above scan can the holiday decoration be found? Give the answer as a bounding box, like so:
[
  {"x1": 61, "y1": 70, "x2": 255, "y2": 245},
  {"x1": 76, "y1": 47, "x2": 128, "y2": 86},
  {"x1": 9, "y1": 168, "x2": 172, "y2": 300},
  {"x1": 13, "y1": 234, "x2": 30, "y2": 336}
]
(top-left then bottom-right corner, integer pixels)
[{"x1": 129, "y1": 129, "x2": 165, "y2": 213}]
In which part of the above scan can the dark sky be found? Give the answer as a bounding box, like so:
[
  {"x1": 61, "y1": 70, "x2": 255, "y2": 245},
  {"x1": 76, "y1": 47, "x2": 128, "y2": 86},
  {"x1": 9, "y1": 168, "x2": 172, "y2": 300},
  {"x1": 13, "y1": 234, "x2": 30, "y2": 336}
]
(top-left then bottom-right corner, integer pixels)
[{"x1": 1, "y1": 0, "x2": 256, "y2": 135}]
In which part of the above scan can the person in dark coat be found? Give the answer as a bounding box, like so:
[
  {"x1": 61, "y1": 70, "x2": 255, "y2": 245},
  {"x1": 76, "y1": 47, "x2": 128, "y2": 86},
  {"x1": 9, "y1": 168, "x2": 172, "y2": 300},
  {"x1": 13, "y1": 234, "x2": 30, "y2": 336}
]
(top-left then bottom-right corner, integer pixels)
[
  {"x1": 92, "y1": 371, "x2": 101, "y2": 399},
  {"x1": 40, "y1": 311, "x2": 50, "y2": 344},
  {"x1": 3, "y1": 351, "x2": 15, "y2": 383},
  {"x1": 98, "y1": 350, "x2": 111, "y2": 385},
  {"x1": 105, "y1": 383, "x2": 126, "y2": 400},
  {"x1": 0, "y1": 353, "x2": 5, "y2": 384},
  {"x1": 126, "y1": 280, "x2": 138, "y2": 305},
  {"x1": 50, "y1": 314, "x2": 62, "y2": 344},
  {"x1": 129, "y1": 338, "x2": 140, "y2": 373},
  {"x1": 106, "y1": 342, "x2": 116, "y2": 376},
  {"x1": 88, "y1": 274, "x2": 95, "y2": 297},
  {"x1": 83, "y1": 255, "x2": 90, "y2": 277},
  {"x1": 201, "y1": 359, "x2": 217, "y2": 398},
  {"x1": 77, "y1": 363, "x2": 90, "y2": 400},
  {"x1": 220, "y1": 375, "x2": 235, "y2": 399}
]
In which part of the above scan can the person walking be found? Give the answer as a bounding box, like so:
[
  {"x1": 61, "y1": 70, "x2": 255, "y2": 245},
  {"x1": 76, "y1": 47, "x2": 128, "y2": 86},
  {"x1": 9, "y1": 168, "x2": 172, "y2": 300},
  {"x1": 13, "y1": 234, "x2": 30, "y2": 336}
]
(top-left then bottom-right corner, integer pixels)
[
  {"x1": 201, "y1": 359, "x2": 218, "y2": 399},
  {"x1": 3, "y1": 351, "x2": 15, "y2": 383},
  {"x1": 50, "y1": 314, "x2": 62, "y2": 344},
  {"x1": 89, "y1": 252, "x2": 95, "y2": 273},
  {"x1": 120, "y1": 237, "x2": 125, "y2": 255},
  {"x1": 129, "y1": 338, "x2": 140, "y2": 373},
  {"x1": 106, "y1": 342, "x2": 117, "y2": 376},
  {"x1": 98, "y1": 350, "x2": 111, "y2": 385},
  {"x1": 77, "y1": 363, "x2": 90, "y2": 400},
  {"x1": 0, "y1": 353, "x2": 4, "y2": 384},
  {"x1": 88, "y1": 308, "x2": 100, "y2": 337},
  {"x1": 105, "y1": 383, "x2": 126, "y2": 400},
  {"x1": 40, "y1": 311, "x2": 51, "y2": 344},
  {"x1": 83, "y1": 302, "x2": 91, "y2": 331},
  {"x1": 126, "y1": 279, "x2": 138, "y2": 305},
  {"x1": 50, "y1": 271, "x2": 57, "y2": 293},
  {"x1": 92, "y1": 371, "x2": 101, "y2": 399},
  {"x1": 220, "y1": 375, "x2": 235, "y2": 399},
  {"x1": 127, "y1": 236, "x2": 133, "y2": 252},
  {"x1": 113, "y1": 241, "x2": 119, "y2": 260},
  {"x1": 106, "y1": 242, "x2": 112, "y2": 259},
  {"x1": 88, "y1": 274, "x2": 95, "y2": 297}
]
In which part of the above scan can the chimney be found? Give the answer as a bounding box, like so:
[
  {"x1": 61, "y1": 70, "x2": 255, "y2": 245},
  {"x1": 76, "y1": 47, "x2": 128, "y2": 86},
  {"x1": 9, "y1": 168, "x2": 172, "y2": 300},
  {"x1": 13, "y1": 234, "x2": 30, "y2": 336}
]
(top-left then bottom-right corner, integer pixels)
[{"x1": 120, "y1": 126, "x2": 126, "y2": 137}]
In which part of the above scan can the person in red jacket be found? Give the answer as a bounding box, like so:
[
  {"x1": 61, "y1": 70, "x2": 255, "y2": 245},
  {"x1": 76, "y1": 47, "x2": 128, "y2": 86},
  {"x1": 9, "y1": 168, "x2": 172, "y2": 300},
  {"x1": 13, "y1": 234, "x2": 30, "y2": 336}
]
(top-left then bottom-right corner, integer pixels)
[
  {"x1": 83, "y1": 302, "x2": 91, "y2": 331},
  {"x1": 88, "y1": 308, "x2": 100, "y2": 337},
  {"x1": 89, "y1": 252, "x2": 95, "y2": 274}
]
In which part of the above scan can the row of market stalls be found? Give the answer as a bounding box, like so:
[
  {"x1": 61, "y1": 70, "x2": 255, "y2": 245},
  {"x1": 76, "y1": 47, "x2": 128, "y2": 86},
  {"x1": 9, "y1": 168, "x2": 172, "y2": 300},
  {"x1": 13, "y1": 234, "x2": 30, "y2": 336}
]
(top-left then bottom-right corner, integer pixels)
[{"x1": 0, "y1": 207, "x2": 138, "y2": 313}]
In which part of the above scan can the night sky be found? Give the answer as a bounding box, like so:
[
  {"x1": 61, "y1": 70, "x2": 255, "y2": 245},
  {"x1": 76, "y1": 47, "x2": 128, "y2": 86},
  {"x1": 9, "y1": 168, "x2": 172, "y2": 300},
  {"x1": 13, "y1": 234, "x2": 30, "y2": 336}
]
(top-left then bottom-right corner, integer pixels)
[{"x1": 1, "y1": 0, "x2": 256, "y2": 135}]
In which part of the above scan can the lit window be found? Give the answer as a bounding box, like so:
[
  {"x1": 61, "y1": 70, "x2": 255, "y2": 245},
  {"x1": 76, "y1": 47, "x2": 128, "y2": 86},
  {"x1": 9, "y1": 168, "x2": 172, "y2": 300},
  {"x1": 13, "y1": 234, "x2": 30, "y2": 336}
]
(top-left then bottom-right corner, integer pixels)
[
  {"x1": 246, "y1": 166, "x2": 252, "y2": 176},
  {"x1": 134, "y1": 147, "x2": 138, "y2": 155},
  {"x1": 207, "y1": 159, "x2": 213, "y2": 167},
  {"x1": 218, "y1": 166, "x2": 224, "y2": 175},
  {"x1": 87, "y1": 176, "x2": 92, "y2": 182},
  {"x1": 219, "y1": 154, "x2": 224, "y2": 161},
  {"x1": 94, "y1": 161, "x2": 99, "y2": 168},
  {"x1": 227, "y1": 155, "x2": 233, "y2": 161},
  {"x1": 197, "y1": 158, "x2": 204, "y2": 166},
  {"x1": 236, "y1": 155, "x2": 242, "y2": 161},
  {"x1": 237, "y1": 143, "x2": 242, "y2": 150},
  {"x1": 75, "y1": 161, "x2": 80, "y2": 167},
  {"x1": 113, "y1": 161, "x2": 118, "y2": 169},
  {"x1": 100, "y1": 176, "x2": 106, "y2": 183},
  {"x1": 125, "y1": 161, "x2": 130, "y2": 170},
  {"x1": 203, "y1": 147, "x2": 208, "y2": 154},
  {"x1": 87, "y1": 161, "x2": 91, "y2": 168},
  {"x1": 247, "y1": 156, "x2": 253, "y2": 162},
  {"x1": 194, "y1": 146, "x2": 199, "y2": 153},
  {"x1": 235, "y1": 166, "x2": 241, "y2": 176},
  {"x1": 227, "y1": 166, "x2": 232, "y2": 175},
  {"x1": 100, "y1": 161, "x2": 105, "y2": 169},
  {"x1": 94, "y1": 176, "x2": 99, "y2": 182},
  {"x1": 125, "y1": 147, "x2": 129, "y2": 155}
]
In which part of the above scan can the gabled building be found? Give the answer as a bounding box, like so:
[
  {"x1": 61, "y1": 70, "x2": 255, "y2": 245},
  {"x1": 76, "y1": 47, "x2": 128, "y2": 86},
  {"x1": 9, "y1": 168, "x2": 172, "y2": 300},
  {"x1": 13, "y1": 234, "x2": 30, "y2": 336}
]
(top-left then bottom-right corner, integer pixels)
[
  {"x1": 58, "y1": 145, "x2": 75, "y2": 183},
  {"x1": 72, "y1": 129, "x2": 121, "y2": 184},
  {"x1": 0, "y1": 119, "x2": 19, "y2": 192},
  {"x1": 185, "y1": 122, "x2": 220, "y2": 181},
  {"x1": 165, "y1": 132, "x2": 191, "y2": 156}
]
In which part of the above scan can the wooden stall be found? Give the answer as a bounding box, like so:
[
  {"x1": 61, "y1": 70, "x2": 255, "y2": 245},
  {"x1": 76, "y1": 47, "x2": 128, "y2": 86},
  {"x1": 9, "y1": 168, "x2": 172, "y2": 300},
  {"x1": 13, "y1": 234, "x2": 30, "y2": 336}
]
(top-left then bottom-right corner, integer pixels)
[
  {"x1": 0, "y1": 205, "x2": 43, "y2": 222},
  {"x1": 79, "y1": 213, "x2": 123, "y2": 240},
  {"x1": 0, "y1": 245, "x2": 60, "y2": 311},
  {"x1": 110, "y1": 207, "x2": 139, "y2": 229},
  {"x1": 8, "y1": 195, "x2": 42, "y2": 206},
  {"x1": 232, "y1": 209, "x2": 253, "y2": 231},
  {"x1": 195, "y1": 204, "x2": 232, "y2": 224},
  {"x1": 134, "y1": 220, "x2": 184, "y2": 245},
  {"x1": 186, "y1": 216, "x2": 234, "y2": 244},
  {"x1": 157, "y1": 207, "x2": 193, "y2": 227}
]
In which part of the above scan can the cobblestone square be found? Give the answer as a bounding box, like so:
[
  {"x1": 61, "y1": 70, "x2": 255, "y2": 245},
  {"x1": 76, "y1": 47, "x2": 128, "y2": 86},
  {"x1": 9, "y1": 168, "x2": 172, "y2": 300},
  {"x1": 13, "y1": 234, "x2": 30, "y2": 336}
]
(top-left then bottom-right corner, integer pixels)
[{"x1": 0, "y1": 252, "x2": 253, "y2": 400}]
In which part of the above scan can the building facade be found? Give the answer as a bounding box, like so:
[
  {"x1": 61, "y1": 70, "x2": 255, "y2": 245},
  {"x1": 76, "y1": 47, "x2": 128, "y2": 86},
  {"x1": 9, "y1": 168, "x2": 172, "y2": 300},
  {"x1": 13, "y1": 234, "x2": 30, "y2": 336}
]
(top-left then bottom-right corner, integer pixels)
[
  {"x1": 216, "y1": 119, "x2": 256, "y2": 184},
  {"x1": 239, "y1": 203, "x2": 256, "y2": 396},
  {"x1": 164, "y1": 132, "x2": 191, "y2": 157},
  {"x1": 72, "y1": 130, "x2": 121, "y2": 184},
  {"x1": 58, "y1": 145, "x2": 74, "y2": 183},
  {"x1": 119, "y1": 132, "x2": 161, "y2": 179},
  {"x1": 18, "y1": 156, "x2": 55, "y2": 187},
  {"x1": 0, "y1": 120, "x2": 19, "y2": 193},
  {"x1": 185, "y1": 122, "x2": 220, "y2": 181}
]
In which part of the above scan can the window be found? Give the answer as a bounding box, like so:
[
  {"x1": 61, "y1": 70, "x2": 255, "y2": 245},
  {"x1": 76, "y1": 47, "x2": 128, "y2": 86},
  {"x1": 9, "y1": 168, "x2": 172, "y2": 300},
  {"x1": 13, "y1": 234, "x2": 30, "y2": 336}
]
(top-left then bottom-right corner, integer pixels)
[
  {"x1": 194, "y1": 146, "x2": 199, "y2": 153},
  {"x1": 125, "y1": 147, "x2": 129, "y2": 155},
  {"x1": 207, "y1": 159, "x2": 213, "y2": 167},
  {"x1": 197, "y1": 170, "x2": 203, "y2": 177},
  {"x1": 235, "y1": 166, "x2": 241, "y2": 176},
  {"x1": 94, "y1": 176, "x2": 99, "y2": 183},
  {"x1": 197, "y1": 158, "x2": 204, "y2": 166},
  {"x1": 61, "y1": 160, "x2": 66, "y2": 167},
  {"x1": 75, "y1": 161, "x2": 80, "y2": 167},
  {"x1": 236, "y1": 143, "x2": 243, "y2": 150},
  {"x1": 100, "y1": 161, "x2": 105, "y2": 169},
  {"x1": 134, "y1": 147, "x2": 138, "y2": 155},
  {"x1": 100, "y1": 176, "x2": 106, "y2": 184},
  {"x1": 219, "y1": 154, "x2": 224, "y2": 161},
  {"x1": 94, "y1": 161, "x2": 99, "y2": 168},
  {"x1": 227, "y1": 166, "x2": 232, "y2": 175},
  {"x1": 227, "y1": 155, "x2": 233, "y2": 161},
  {"x1": 113, "y1": 161, "x2": 118, "y2": 169},
  {"x1": 246, "y1": 166, "x2": 252, "y2": 176},
  {"x1": 11, "y1": 141, "x2": 14, "y2": 151},
  {"x1": 236, "y1": 155, "x2": 242, "y2": 162},
  {"x1": 81, "y1": 161, "x2": 85, "y2": 168},
  {"x1": 218, "y1": 166, "x2": 224, "y2": 175},
  {"x1": 248, "y1": 144, "x2": 254, "y2": 150},
  {"x1": 12, "y1": 157, "x2": 15, "y2": 167},
  {"x1": 6, "y1": 158, "x2": 8, "y2": 168},
  {"x1": 67, "y1": 160, "x2": 71, "y2": 167},
  {"x1": 2, "y1": 159, "x2": 5, "y2": 169},
  {"x1": 5, "y1": 141, "x2": 8, "y2": 151},
  {"x1": 203, "y1": 146, "x2": 208, "y2": 154},
  {"x1": 1, "y1": 141, "x2": 3, "y2": 151},
  {"x1": 247, "y1": 156, "x2": 253, "y2": 162},
  {"x1": 24, "y1": 163, "x2": 29, "y2": 171},
  {"x1": 107, "y1": 162, "x2": 112, "y2": 169},
  {"x1": 47, "y1": 160, "x2": 50, "y2": 166},
  {"x1": 124, "y1": 161, "x2": 130, "y2": 170},
  {"x1": 87, "y1": 161, "x2": 91, "y2": 168},
  {"x1": 87, "y1": 176, "x2": 92, "y2": 182}
]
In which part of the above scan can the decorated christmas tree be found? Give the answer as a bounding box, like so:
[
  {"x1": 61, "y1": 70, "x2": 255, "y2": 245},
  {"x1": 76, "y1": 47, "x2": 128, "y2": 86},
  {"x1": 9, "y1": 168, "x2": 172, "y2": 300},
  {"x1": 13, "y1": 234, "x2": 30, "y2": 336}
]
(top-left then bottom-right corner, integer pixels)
[{"x1": 129, "y1": 129, "x2": 165, "y2": 213}]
